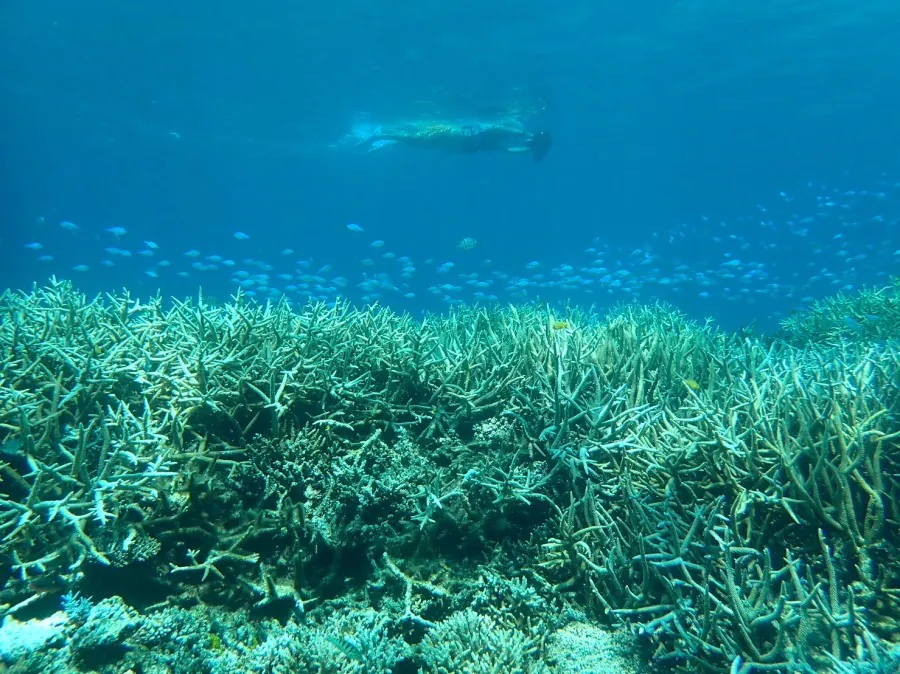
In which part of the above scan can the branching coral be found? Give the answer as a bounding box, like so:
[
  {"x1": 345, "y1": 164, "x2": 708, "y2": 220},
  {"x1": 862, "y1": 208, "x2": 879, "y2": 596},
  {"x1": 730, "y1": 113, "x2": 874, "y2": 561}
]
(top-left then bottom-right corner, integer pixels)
[{"x1": 1, "y1": 279, "x2": 898, "y2": 673}]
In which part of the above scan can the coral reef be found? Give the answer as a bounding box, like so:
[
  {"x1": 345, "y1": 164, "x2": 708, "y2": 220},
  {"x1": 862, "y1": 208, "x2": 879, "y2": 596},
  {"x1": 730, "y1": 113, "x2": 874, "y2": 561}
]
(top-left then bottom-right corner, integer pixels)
[
  {"x1": 1, "y1": 277, "x2": 899, "y2": 672},
  {"x1": 780, "y1": 276, "x2": 900, "y2": 344}
]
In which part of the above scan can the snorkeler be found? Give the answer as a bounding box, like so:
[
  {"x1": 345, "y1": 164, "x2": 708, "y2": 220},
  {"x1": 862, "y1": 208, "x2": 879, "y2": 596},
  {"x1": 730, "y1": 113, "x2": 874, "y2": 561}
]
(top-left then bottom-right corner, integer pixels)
[{"x1": 351, "y1": 119, "x2": 553, "y2": 161}]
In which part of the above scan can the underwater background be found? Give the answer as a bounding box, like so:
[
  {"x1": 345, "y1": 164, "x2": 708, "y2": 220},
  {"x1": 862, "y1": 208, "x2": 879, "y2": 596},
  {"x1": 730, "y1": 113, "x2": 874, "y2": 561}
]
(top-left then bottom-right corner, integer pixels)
[
  {"x1": 3, "y1": 0, "x2": 900, "y2": 329},
  {"x1": 5, "y1": 3, "x2": 900, "y2": 674}
]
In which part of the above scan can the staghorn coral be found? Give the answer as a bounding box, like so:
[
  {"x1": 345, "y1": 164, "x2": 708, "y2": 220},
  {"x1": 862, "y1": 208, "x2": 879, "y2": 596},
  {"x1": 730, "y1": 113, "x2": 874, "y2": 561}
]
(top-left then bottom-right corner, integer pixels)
[
  {"x1": 780, "y1": 276, "x2": 900, "y2": 344},
  {"x1": 0, "y1": 278, "x2": 898, "y2": 672}
]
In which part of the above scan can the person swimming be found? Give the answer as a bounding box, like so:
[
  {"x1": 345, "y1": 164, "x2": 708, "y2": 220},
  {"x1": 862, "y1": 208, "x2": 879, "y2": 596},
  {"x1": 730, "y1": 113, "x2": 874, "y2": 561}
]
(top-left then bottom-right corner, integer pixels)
[{"x1": 349, "y1": 119, "x2": 553, "y2": 161}]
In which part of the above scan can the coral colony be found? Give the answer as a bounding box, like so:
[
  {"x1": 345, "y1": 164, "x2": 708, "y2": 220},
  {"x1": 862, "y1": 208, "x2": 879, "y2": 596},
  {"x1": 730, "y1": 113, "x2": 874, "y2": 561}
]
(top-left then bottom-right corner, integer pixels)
[{"x1": 1, "y1": 276, "x2": 899, "y2": 673}]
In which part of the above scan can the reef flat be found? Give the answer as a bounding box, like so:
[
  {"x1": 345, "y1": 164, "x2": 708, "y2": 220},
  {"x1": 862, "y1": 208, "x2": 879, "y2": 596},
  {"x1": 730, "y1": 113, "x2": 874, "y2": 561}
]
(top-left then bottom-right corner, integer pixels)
[{"x1": 1, "y1": 278, "x2": 899, "y2": 673}]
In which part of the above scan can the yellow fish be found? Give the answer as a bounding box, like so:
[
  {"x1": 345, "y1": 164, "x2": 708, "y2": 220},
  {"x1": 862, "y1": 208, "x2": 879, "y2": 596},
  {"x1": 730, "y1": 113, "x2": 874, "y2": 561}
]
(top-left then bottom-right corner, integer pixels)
[{"x1": 684, "y1": 378, "x2": 701, "y2": 391}]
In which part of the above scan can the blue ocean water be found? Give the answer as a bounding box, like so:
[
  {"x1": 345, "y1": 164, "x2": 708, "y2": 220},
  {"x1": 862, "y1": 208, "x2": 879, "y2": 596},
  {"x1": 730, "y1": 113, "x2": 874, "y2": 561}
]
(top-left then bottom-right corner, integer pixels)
[{"x1": 2, "y1": 0, "x2": 900, "y2": 330}]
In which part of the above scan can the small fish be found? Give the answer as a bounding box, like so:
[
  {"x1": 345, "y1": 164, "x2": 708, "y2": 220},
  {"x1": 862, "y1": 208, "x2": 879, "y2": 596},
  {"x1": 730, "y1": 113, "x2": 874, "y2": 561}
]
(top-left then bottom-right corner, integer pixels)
[
  {"x1": 184, "y1": 249, "x2": 201, "y2": 258},
  {"x1": 60, "y1": 220, "x2": 79, "y2": 231},
  {"x1": 24, "y1": 242, "x2": 43, "y2": 250},
  {"x1": 38, "y1": 254, "x2": 54, "y2": 262},
  {"x1": 347, "y1": 223, "x2": 364, "y2": 233},
  {"x1": 234, "y1": 231, "x2": 251, "y2": 240},
  {"x1": 106, "y1": 226, "x2": 127, "y2": 238},
  {"x1": 369, "y1": 240, "x2": 385, "y2": 248},
  {"x1": 72, "y1": 264, "x2": 89, "y2": 272},
  {"x1": 27, "y1": 572, "x2": 68, "y2": 596},
  {"x1": 0, "y1": 438, "x2": 23, "y2": 456},
  {"x1": 145, "y1": 269, "x2": 159, "y2": 278},
  {"x1": 844, "y1": 316, "x2": 863, "y2": 333},
  {"x1": 457, "y1": 237, "x2": 477, "y2": 250},
  {"x1": 145, "y1": 240, "x2": 159, "y2": 249},
  {"x1": 551, "y1": 320, "x2": 569, "y2": 330},
  {"x1": 684, "y1": 378, "x2": 701, "y2": 391},
  {"x1": 281, "y1": 248, "x2": 294, "y2": 255}
]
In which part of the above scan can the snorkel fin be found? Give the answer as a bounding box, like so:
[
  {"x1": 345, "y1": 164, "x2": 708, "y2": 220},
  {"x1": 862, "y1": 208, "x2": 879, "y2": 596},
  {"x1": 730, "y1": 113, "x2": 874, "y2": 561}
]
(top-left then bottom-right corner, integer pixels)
[{"x1": 528, "y1": 131, "x2": 553, "y2": 161}]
